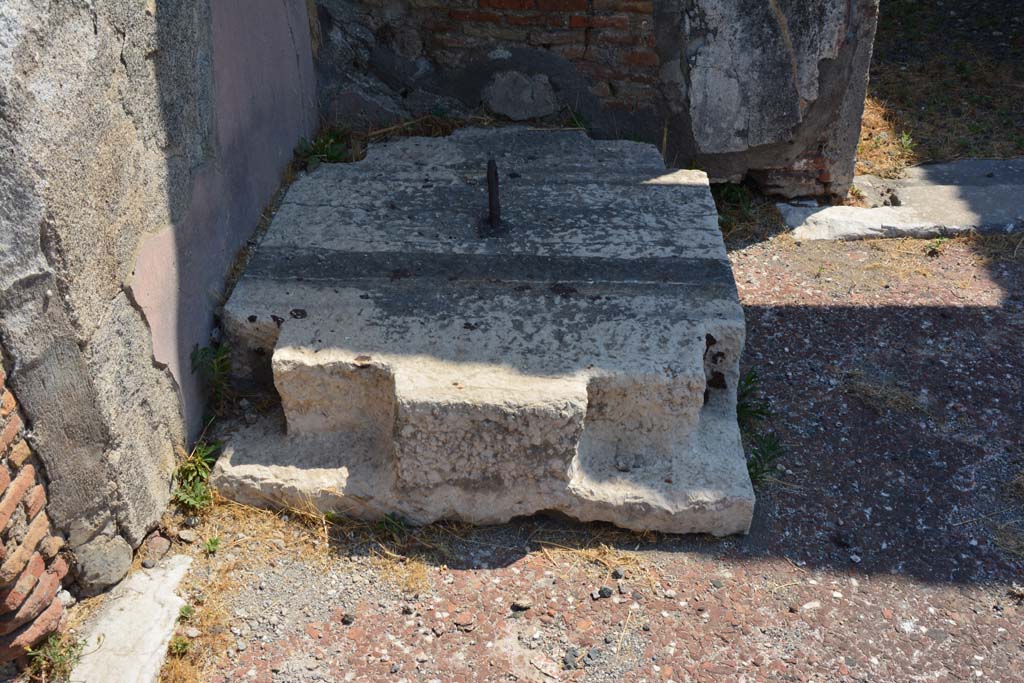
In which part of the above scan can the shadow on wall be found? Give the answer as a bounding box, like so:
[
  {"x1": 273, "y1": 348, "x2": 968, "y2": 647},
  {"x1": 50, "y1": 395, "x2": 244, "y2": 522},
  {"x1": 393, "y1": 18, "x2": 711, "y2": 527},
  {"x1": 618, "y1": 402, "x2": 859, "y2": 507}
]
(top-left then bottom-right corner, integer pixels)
[
  {"x1": 0, "y1": 0, "x2": 315, "y2": 594},
  {"x1": 135, "y1": 0, "x2": 318, "y2": 438}
]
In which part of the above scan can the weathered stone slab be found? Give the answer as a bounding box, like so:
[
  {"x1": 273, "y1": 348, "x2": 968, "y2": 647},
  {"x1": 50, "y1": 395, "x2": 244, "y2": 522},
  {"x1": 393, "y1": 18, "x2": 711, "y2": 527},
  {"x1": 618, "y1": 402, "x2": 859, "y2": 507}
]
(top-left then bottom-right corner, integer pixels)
[
  {"x1": 71, "y1": 555, "x2": 191, "y2": 683},
  {"x1": 780, "y1": 160, "x2": 1024, "y2": 240},
  {"x1": 217, "y1": 128, "x2": 752, "y2": 535}
]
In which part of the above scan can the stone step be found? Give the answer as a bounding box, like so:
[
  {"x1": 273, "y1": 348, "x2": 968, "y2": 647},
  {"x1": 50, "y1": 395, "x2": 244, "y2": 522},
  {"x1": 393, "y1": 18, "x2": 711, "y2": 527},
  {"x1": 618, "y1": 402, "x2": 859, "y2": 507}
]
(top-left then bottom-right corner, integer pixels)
[{"x1": 217, "y1": 127, "x2": 753, "y2": 535}]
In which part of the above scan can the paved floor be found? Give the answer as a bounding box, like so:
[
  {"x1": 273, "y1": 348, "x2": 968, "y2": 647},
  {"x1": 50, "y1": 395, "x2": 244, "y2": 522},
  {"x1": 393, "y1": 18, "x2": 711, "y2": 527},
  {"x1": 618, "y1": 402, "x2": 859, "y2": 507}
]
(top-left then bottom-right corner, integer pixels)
[{"x1": 151, "y1": 233, "x2": 1024, "y2": 683}]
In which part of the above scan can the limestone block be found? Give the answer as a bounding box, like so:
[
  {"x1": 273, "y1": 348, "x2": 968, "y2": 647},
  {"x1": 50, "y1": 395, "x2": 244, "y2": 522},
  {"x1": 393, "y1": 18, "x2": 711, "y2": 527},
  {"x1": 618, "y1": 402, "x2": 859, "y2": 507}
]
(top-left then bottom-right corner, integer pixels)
[{"x1": 217, "y1": 128, "x2": 753, "y2": 535}]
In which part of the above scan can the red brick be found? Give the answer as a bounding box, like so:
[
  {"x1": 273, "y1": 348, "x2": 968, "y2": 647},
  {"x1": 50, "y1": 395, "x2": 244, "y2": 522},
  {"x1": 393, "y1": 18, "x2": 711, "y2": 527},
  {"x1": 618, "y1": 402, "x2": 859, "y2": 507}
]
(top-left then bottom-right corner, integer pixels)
[
  {"x1": 619, "y1": 48, "x2": 660, "y2": 66},
  {"x1": 0, "y1": 467, "x2": 9, "y2": 495},
  {"x1": 0, "y1": 415, "x2": 21, "y2": 454},
  {"x1": 22, "y1": 485, "x2": 45, "y2": 520},
  {"x1": 6, "y1": 441, "x2": 30, "y2": 470},
  {"x1": 506, "y1": 13, "x2": 565, "y2": 27},
  {"x1": 550, "y1": 44, "x2": 589, "y2": 60},
  {"x1": 38, "y1": 536, "x2": 64, "y2": 561},
  {"x1": 0, "y1": 597, "x2": 62, "y2": 662},
  {"x1": 569, "y1": 14, "x2": 628, "y2": 29},
  {"x1": 593, "y1": 0, "x2": 652, "y2": 12},
  {"x1": 0, "y1": 465, "x2": 34, "y2": 532},
  {"x1": 448, "y1": 9, "x2": 502, "y2": 23},
  {"x1": 538, "y1": 0, "x2": 586, "y2": 8},
  {"x1": 0, "y1": 392, "x2": 14, "y2": 419},
  {"x1": 0, "y1": 565, "x2": 61, "y2": 635},
  {"x1": 0, "y1": 553, "x2": 44, "y2": 613},
  {"x1": 46, "y1": 556, "x2": 68, "y2": 582},
  {"x1": 479, "y1": 0, "x2": 535, "y2": 9},
  {"x1": 594, "y1": 29, "x2": 640, "y2": 46},
  {"x1": 528, "y1": 30, "x2": 583, "y2": 46},
  {"x1": 0, "y1": 512, "x2": 49, "y2": 584},
  {"x1": 462, "y1": 24, "x2": 529, "y2": 40}
]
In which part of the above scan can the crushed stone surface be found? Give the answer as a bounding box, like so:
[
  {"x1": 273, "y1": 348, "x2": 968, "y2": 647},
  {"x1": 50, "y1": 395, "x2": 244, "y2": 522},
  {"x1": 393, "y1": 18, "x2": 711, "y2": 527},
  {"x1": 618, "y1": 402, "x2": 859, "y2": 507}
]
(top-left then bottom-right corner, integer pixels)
[{"x1": 165, "y1": 236, "x2": 1024, "y2": 683}]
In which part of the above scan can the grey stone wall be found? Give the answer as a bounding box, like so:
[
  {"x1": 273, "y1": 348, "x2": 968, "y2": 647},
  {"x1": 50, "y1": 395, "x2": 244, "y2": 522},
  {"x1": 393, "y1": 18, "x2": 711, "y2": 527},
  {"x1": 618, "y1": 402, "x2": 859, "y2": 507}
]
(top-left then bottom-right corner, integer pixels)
[
  {"x1": 314, "y1": 0, "x2": 879, "y2": 198},
  {"x1": 0, "y1": 1, "x2": 316, "y2": 590}
]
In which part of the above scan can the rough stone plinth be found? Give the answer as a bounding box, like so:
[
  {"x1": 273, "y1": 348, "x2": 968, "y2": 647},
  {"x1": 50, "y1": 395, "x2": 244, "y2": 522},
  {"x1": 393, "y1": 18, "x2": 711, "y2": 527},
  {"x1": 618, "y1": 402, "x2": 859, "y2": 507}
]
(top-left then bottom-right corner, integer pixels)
[{"x1": 215, "y1": 128, "x2": 752, "y2": 535}]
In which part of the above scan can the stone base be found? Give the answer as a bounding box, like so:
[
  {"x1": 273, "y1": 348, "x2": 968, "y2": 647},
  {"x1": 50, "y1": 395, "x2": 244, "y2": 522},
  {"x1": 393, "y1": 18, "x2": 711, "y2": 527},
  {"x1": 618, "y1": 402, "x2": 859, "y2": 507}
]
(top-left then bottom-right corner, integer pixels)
[{"x1": 217, "y1": 128, "x2": 753, "y2": 535}]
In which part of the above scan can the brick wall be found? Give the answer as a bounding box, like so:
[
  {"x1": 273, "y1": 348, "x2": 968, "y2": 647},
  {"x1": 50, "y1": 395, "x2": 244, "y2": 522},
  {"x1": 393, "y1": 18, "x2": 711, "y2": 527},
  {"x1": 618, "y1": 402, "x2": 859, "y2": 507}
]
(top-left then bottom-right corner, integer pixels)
[
  {"x1": 318, "y1": 0, "x2": 880, "y2": 198},
  {"x1": 360, "y1": 0, "x2": 660, "y2": 113},
  {"x1": 0, "y1": 366, "x2": 67, "y2": 662}
]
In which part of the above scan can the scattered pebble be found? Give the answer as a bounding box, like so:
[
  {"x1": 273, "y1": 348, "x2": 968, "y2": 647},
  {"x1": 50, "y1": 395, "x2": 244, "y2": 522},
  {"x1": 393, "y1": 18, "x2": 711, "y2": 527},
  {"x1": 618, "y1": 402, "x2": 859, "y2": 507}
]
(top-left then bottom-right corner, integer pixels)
[{"x1": 511, "y1": 597, "x2": 532, "y2": 611}]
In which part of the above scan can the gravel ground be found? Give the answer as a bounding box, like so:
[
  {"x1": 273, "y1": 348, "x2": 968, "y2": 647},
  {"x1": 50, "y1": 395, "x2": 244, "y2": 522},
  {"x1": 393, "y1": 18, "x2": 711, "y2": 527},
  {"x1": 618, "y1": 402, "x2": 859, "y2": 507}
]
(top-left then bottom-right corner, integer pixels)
[{"x1": 153, "y1": 234, "x2": 1024, "y2": 683}]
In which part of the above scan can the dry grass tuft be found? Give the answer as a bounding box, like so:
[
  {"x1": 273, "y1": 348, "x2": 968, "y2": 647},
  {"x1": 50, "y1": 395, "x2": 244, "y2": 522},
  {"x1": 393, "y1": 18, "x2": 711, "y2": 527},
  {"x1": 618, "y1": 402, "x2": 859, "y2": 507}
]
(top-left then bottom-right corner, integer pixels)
[
  {"x1": 160, "y1": 556, "x2": 236, "y2": 683},
  {"x1": 711, "y1": 183, "x2": 788, "y2": 247},
  {"x1": 1012, "y1": 470, "x2": 1024, "y2": 501},
  {"x1": 842, "y1": 369, "x2": 925, "y2": 415},
  {"x1": 534, "y1": 540, "x2": 644, "y2": 576},
  {"x1": 960, "y1": 233, "x2": 1024, "y2": 263},
  {"x1": 861, "y1": 0, "x2": 1024, "y2": 179},
  {"x1": 857, "y1": 96, "x2": 918, "y2": 178},
  {"x1": 370, "y1": 547, "x2": 433, "y2": 594},
  {"x1": 994, "y1": 525, "x2": 1024, "y2": 559}
]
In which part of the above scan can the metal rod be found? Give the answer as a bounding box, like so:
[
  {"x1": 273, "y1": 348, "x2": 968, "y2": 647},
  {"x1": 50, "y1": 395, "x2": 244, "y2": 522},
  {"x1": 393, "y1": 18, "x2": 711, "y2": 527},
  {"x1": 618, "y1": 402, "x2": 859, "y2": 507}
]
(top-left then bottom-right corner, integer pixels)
[{"x1": 487, "y1": 158, "x2": 500, "y2": 232}]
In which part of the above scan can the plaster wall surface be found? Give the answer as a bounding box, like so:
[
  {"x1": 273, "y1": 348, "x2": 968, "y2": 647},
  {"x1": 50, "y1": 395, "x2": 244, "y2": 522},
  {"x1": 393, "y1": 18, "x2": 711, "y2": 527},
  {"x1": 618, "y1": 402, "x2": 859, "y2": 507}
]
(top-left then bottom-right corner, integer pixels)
[{"x1": 0, "y1": 1, "x2": 316, "y2": 589}]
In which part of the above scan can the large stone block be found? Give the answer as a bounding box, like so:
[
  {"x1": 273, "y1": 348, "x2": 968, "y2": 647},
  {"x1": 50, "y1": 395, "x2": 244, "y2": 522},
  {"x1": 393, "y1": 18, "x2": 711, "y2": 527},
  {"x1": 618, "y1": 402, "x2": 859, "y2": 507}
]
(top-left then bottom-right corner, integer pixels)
[{"x1": 216, "y1": 128, "x2": 753, "y2": 535}]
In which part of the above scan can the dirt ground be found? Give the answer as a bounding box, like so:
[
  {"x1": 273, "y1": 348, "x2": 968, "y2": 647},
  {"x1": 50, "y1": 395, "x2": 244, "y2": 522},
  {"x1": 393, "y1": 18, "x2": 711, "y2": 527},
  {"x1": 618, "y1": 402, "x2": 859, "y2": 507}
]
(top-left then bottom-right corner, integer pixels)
[
  {"x1": 857, "y1": 0, "x2": 1024, "y2": 176},
  {"x1": 140, "y1": 232, "x2": 1024, "y2": 683}
]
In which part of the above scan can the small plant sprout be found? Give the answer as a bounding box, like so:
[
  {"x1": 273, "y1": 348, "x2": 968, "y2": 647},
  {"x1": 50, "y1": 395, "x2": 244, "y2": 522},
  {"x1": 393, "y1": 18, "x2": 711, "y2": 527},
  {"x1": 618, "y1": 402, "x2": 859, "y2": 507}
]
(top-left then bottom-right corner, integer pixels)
[
  {"x1": 172, "y1": 440, "x2": 220, "y2": 513},
  {"x1": 746, "y1": 432, "x2": 784, "y2": 485},
  {"x1": 924, "y1": 237, "x2": 948, "y2": 257},
  {"x1": 736, "y1": 369, "x2": 773, "y2": 432},
  {"x1": 377, "y1": 513, "x2": 410, "y2": 544},
  {"x1": 295, "y1": 129, "x2": 353, "y2": 170},
  {"x1": 168, "y1": 635, "x2": 191, "y2": 657},
  {"x1": 734, "y1": 368, "x2": 786, "y2": 488},
  {"x1": 203, "y1": 536, "x2": 221, "y2": 555},
  {"x1": 179, "y1": 604, "x2": 195, "y2": 621},
  {"x1": 899, "y1": 131, "x2": 915, "y2": 152},
  {"x1": 191, "y1": 343, "x2": 233, "y2": 415}
]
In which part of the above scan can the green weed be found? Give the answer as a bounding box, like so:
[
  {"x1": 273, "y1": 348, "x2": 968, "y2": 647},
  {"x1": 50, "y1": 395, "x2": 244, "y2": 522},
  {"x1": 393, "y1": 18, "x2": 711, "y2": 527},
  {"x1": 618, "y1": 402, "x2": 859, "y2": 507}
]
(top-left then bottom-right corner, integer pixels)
[
  {"x1": 203, "y1": 536, "x2": 221, "y2": 556},
  {"x1": 746, "y1": 431, "x2": 784, "y2": 485},
  {"x1": 735, "y1": 369, "x2": 785, "y2": 487},
  {"x1": 190, "y1": 344, "x2": 232, "y2": 415},
  {"x1": 172, "y1": 479, "x2": 212, "y2": 512},
  {"x1": 295, "y1": 129, "x2": 354, "y2": 170},
  {"x1": 376, "y1": 513, "x2": 410, "y2": 544},
  {"x1": 168, "y1": 635, "x2": 191, "y2": 657},
  {"x1": 26, "y1": 634, "x2": 84, "y2": 683},
  {"x1": 899, "y1": 131, "x2": 916, "y2": 152},
  {"x1": 737, "y1": 370, "x2": 772, "y2": 432},
  {"x1": 179, "y1": 604, "x2": 195, "y2": 621},
  {"x1": 172, "y1": 440, "x2": 220, "y2": 513},
  {"x1": 924, "y1": 237, "x2": 949, "y2": 257}
]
